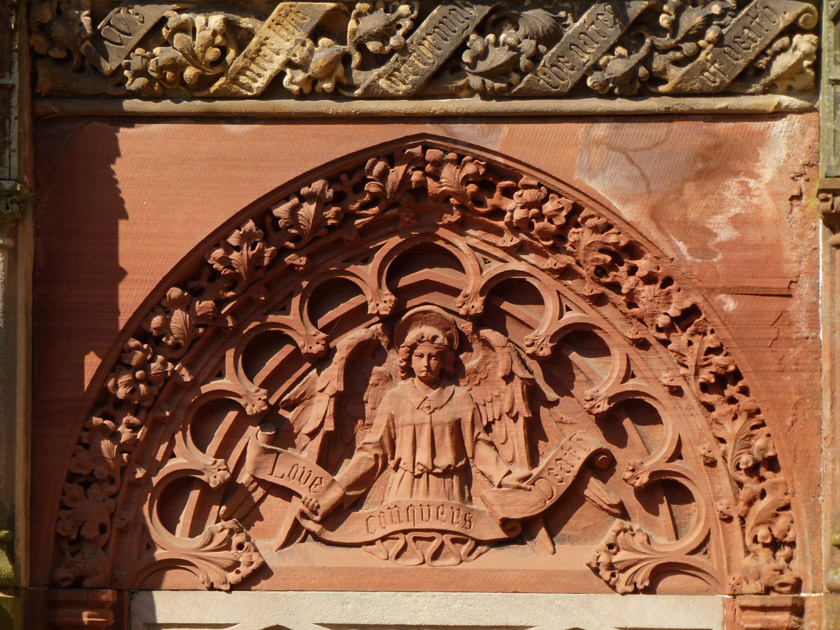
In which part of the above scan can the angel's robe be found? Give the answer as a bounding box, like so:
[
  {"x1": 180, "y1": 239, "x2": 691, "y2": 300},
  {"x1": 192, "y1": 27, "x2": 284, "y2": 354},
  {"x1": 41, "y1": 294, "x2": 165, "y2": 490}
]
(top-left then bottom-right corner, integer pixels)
[{"x1": 335, "y1": 378, "x2": 509, "y2": 504}]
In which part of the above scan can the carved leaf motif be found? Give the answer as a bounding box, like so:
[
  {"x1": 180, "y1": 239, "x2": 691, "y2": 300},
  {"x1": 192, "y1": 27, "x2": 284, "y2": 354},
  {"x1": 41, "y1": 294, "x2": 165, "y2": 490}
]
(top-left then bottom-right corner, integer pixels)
[
  {"x1": 69, "y1": 416, "x2": 135, "y2": 484},
  {"x1": 123, "y1": 11, "x2": 260, "y2": 96},
  {"x1": 424, "y1": 149, "x2": 487, "y2": 209},
  {"x1": 273, "y1": 180, "x2": 343, "y2": 248},
  {"x1": 29, "y1": 0, "x2": 93, "y2": 67},
  {"x1": 588, "y1": 521, "x2": 719, "y2": 594},
  {"x1": 57, "y1": 483, "x2": 115, "y2": 544},
  {"x1": 154, "y1": 520, "x2": 264, "y2": 590},
  {"x1": 144, "y1": 287, "x2": 219, "y2": 359},
  {"x1": 351, "y1": 146, "x2": 424, "y2": 213},
  {"x1": 206, "y1": 220, "x2": 277, "y2": 297}
]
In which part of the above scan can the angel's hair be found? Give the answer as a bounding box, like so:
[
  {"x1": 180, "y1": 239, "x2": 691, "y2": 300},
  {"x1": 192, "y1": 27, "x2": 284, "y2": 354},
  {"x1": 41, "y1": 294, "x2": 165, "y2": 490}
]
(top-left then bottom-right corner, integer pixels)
[{"x1": 397, "y1": 326, "x2": 456, "y2": 380}]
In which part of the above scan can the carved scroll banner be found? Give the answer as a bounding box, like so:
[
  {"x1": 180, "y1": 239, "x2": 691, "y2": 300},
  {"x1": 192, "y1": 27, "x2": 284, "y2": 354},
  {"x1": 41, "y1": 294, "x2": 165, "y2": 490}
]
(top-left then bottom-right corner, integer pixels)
[
  {"x1": 245, "y1": 426, "x2": 344, "y2": 498},
  {"x1": 512, "y1": 0, "x2": 653, "y2": 96},
  {"x1": 481, "y1": 432, "x2": 611, "y2": 520},
  {"x1": 31, "y1": 0, "x2": 821, "y2": 101},
  {"x1": 82, "y1": 4, "x2": 171, "y2": 75},
  {"x1": 246, "y1": 426, "x2": 609, "y2": 544},
  {"x1": 660, "y1": 0, "x2": 818, "y2": 93},
  {"x1": 356, "y1": 1, "x2": 496, "y2": 97},
  {"x1": 299, "y1": 500, "x2": 516, "y2": 543},
  {"x1": 211, "y1": 2, "x2": 339, "y2": 96}
]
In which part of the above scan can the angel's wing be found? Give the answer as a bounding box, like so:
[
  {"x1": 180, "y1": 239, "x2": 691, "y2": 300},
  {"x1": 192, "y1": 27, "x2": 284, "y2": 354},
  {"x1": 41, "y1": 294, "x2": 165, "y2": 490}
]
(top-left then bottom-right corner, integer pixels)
[
  {"x1": 461, "y1": 328, "x2": 537, "y2": 471},
  {"x1": 279, "y1": 327, "x2": 382, "y2": 465},
  {"x1": 361, "y1": 329, "x2": 400, "y2": 431}
]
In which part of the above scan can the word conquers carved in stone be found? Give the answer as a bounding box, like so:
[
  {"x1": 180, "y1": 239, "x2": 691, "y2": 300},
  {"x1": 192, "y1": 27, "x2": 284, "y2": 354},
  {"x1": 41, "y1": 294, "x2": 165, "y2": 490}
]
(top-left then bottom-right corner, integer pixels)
[{"x1": 52, "y1": 140, "x2": 800, "y2": 595}]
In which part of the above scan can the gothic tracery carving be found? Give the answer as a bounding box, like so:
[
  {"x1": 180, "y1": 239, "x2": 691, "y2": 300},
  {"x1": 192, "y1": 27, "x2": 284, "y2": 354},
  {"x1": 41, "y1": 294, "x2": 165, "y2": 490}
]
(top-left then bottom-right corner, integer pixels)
[{"x1": 53, "y1": 139, "x2": 798, "y2": 596}]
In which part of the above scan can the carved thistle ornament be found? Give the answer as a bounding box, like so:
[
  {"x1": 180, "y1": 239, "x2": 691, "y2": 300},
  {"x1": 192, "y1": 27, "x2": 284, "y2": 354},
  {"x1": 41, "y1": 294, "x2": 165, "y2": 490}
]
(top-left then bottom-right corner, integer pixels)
[
  {"x1": 53, "y1": 139, "x2": 800, "y2": 596},
  {"x1": 32, "y1": 0, "x2": 819, "y2": 100}
]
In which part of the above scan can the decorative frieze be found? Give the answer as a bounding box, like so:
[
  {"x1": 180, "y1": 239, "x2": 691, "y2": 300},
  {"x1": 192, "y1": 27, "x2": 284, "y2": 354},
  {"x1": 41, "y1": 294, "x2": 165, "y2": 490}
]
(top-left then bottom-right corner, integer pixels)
[{"x1": 31, "y1": 0, "x2": 819, "y2": 104}]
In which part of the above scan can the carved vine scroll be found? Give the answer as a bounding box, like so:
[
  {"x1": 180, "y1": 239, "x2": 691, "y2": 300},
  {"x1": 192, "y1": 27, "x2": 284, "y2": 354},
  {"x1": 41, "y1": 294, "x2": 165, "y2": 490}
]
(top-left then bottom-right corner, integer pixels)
[
  {"x1": 53, "y1": 138, "x2": 799, "y2": 596},
  {"x1": 32, "y1": 0, "x2": 819, "y2": 101}
]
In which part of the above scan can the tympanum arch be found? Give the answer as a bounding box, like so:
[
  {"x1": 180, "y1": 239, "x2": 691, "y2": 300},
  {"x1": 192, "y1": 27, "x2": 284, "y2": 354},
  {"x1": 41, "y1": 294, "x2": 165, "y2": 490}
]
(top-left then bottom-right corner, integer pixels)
[{"x1": 51, "y1": 135, "x2": 800, "y2": 597}]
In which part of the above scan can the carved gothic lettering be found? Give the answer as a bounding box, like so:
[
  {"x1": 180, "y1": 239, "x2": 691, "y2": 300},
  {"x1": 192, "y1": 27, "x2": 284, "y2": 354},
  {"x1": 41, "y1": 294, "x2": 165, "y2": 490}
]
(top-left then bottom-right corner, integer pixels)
[
  {"x1": 357, "y1": 2, "x2": 494, "y2": 97},
  {"x1": 660, "y1": 0, "x2": 818, "y2": 93},
  {"x1": 211, "y1": 2, "x2": 339, "y2": 97},
  {"x1": 513, "y1": 0, "x2": 652, "y2": 96},
  {"x1": 29, "y1": 0, "x2": 820, "y2": 101}
]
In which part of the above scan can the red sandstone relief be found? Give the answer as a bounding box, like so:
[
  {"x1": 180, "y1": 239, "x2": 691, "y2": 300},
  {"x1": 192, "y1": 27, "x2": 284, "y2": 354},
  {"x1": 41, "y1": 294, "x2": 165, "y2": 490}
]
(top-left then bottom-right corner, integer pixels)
[{"x1": 52, "y1": 139, "x2": 798, "y2": 595}]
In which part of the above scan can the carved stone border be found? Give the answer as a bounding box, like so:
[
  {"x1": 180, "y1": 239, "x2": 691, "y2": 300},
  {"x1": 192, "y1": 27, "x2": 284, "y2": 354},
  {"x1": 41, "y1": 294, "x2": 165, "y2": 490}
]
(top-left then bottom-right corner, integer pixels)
[{"x1": 31, "y1": 0, "x2": 820, "y2": 116}]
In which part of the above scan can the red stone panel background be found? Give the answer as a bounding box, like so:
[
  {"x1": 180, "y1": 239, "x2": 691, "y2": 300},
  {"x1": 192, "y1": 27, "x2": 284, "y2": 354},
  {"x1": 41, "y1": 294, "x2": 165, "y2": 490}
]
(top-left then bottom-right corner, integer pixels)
[{"x1": 30, "y1": 115, "x2": 820, "y2": 595}]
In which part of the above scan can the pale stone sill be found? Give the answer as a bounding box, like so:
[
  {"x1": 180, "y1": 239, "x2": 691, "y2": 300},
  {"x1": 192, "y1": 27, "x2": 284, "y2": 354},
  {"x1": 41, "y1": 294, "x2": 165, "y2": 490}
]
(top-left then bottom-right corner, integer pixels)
[{"x1": 35, "y1": 93, "x2": 816, "y2": 118}]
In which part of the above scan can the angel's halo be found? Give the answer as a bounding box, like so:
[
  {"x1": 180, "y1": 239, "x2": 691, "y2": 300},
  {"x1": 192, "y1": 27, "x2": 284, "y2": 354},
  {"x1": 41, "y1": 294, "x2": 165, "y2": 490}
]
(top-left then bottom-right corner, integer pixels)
[{"x1": 392, "y1": 305, "x2": 460, "y2": 351}]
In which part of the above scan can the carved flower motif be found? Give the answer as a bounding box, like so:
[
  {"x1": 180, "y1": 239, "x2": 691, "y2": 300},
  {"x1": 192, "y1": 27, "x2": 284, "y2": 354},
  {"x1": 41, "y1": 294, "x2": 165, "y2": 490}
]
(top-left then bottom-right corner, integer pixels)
[
  {"x1": 347, "y1": 0, "x2": 418, "y2": 68},
  {"x1": 30, "y1": 0, "x2": 93, "y2": 68},
  {"x1": 144, "y1": 287, "x2": 218, "y2": 358},
  {"x1": 106, "y1": 339, "x2": 173, "y2": 407},
  {"x1": 423, "y1": 149, "x2": 486, "y2": 209},
  {"x1": 283, "y1": 37, "x2": 348, "y2": 95}
]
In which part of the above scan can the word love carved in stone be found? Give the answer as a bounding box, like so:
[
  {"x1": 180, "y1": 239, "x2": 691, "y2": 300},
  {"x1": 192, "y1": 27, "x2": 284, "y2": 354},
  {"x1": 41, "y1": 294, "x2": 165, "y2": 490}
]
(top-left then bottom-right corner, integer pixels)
[{"x1": 31, "y1": 0, "x2": 819, "y2": 100}]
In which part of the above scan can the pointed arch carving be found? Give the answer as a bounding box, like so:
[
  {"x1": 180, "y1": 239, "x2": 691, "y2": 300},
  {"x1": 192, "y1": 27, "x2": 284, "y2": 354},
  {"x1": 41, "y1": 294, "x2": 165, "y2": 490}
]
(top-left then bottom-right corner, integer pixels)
[{"x1": 52, "y1": 137, "x2": 799, "y2": 596}]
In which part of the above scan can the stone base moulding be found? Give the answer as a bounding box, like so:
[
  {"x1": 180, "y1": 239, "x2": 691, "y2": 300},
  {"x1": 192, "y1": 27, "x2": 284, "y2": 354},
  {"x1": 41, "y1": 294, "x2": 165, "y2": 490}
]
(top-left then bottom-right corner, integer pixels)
[
  {"x1": 47, "y1": 589, "x2": 118, "y2": 629},
  {"x1": 129, "y1": 591, "x2": 728, "y2": 630}
]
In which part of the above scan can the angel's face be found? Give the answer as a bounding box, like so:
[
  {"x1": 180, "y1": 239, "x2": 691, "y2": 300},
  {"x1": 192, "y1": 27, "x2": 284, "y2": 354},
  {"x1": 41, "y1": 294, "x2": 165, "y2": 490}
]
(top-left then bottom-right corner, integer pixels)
[{"x1": 411, "y1": 342, "x2": 445, "y2": 386}]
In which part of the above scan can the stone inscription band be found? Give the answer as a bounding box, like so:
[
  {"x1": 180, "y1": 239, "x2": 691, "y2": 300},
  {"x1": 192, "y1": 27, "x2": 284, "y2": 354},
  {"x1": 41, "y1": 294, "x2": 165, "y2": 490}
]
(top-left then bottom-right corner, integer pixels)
[
  {"x1": 246, "y1": 424, "x2": 610, "y2": 544},
  {"x1": 31, "y1": 0, "x2": 819, "y2": 101}
]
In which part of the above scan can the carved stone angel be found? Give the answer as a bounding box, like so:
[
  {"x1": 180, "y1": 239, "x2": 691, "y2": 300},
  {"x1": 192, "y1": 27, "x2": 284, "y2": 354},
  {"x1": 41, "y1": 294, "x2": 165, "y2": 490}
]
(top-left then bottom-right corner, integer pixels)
[
  {"x1": 302, "y1": 307, "x2": 525, "y2": 517},
  {"x1": 245, "y1": 305, "x2": 614, "y2": 565}
]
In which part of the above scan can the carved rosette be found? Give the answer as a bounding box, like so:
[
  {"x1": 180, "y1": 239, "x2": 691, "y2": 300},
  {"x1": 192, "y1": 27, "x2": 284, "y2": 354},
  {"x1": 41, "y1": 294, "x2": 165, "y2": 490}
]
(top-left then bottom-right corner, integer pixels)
[
  {"x1": 53, "y1": 139, "x2": 799, "y2": 595},
  {"x1": 31, "y1": 0, "x2": 819, "y2": 101}
]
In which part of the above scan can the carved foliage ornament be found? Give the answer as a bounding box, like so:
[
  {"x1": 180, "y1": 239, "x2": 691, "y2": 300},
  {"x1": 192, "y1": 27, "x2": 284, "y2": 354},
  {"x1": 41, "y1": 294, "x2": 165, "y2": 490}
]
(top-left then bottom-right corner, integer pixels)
[
  {"x1": 54, "y1": 139, "x2": 798, "y2": 596},
  {"x1": 32, "y1": 0, "x2": 818, "y2": 99}
]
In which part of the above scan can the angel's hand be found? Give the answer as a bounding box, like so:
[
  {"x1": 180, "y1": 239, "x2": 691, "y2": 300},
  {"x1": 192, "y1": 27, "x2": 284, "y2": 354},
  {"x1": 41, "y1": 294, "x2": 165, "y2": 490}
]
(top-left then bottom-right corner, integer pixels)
[
  {"x1": 301, "y1": 484, "x2": 345, "y2": 521},
  {"x1": 501, "y1": 468, "x2": 532, "y2": 490},
  {"x1": 300, "y1": 494, "x2": 321, "y2": 516}
]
